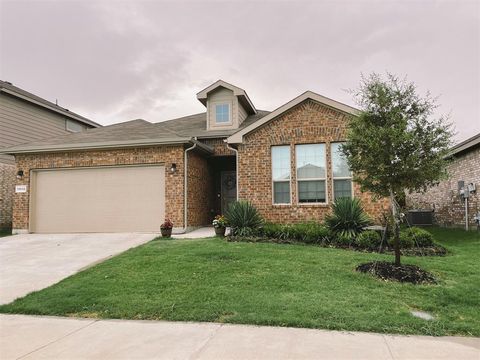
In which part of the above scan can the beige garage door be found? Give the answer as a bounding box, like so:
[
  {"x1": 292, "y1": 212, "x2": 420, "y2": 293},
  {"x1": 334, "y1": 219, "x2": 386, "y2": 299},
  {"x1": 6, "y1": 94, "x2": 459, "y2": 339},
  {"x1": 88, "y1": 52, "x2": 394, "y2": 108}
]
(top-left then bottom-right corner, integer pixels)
[{"x1": 30, "y1": 165, "x2": 165, "y2": 233}]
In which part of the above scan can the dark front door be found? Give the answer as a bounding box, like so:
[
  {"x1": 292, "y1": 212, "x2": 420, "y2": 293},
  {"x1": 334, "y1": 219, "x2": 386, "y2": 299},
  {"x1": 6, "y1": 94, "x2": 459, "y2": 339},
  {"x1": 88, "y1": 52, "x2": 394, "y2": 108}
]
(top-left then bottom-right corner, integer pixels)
[{"x1": 221, "y1": 171, "x2": 237, "y2": 214}]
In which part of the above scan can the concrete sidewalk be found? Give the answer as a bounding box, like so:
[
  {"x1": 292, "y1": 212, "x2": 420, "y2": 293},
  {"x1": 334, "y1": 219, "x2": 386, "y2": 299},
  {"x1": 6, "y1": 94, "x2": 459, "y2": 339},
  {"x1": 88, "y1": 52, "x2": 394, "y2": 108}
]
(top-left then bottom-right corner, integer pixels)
[{"x1": 1, "y1": 315, "x2": 478, "y2": 360}]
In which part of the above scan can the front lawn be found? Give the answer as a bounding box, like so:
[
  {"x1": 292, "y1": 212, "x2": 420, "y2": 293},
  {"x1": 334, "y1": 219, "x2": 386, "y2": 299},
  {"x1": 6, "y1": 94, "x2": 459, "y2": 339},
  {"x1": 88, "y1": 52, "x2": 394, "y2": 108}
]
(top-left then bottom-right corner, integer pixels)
[{"x1": 1, "y1": 227, "x2": 478, "y2": 336}]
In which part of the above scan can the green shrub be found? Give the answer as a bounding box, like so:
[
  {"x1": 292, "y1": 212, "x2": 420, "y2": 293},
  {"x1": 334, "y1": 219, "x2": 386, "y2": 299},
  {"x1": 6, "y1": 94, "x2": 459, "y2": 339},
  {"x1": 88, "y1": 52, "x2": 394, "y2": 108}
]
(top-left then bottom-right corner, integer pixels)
[
  {"x1": 261, "y1": 223, "x2": 284, "y2": 239},
  {"x1": 325, "y1": 197, "x2": 371, "y2": 239},
  {"x1": 399, "y1": 227, "x2": 435, "y2": 247},
  {"x1": 389, "y1": 232, "x2": 415, "y2": 248},
  {"x1": 260, "y1": 223, "x2": 330, "y2": 244},
  {"x1": 355, "y1": 230, "x2": 382, "y2": 250},
  {"x1": 332, "y1": 233, "x2": 354, "y2": 247},
  {"x1": 225, "y1": 201, "x2": 263, "y2": 236}
]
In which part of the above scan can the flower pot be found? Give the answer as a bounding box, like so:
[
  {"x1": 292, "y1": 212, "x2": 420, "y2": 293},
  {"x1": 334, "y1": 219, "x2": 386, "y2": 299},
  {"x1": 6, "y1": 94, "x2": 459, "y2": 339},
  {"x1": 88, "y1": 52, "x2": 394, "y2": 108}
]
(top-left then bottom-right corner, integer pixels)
[
  {"x1": 215, "y1": 226, "x2": 226, "y2": 237},
  {"x1": 161, "y1": 228, "x2": 172, "y2": 237}
]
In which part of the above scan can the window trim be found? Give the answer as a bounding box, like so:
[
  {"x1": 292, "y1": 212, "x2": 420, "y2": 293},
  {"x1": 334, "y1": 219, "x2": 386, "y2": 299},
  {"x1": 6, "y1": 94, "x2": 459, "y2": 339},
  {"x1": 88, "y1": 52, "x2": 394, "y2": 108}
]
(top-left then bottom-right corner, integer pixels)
[
  {"x1": 213, "y1": 101, "x2": 233, "y2": 126},
  {"x1": 331, "y1": 142, "x2": 354, "y2": 200},
  {"x1": 271, "y1": 145, "x2": 292, "y2": 205},
  {"x1": 65, "y1": 119, "x2": 84, "y2": 133},
  {"x1": 295, "y1": 143, "x2": 328, "y2": 205}
]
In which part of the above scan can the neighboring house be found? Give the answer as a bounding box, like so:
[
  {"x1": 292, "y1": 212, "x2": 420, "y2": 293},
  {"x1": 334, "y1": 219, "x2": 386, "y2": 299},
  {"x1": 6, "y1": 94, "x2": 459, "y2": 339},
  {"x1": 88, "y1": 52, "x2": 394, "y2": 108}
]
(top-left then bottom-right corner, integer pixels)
[
  {"x1": 0, "y1": 80, "x2": 101, "y2": 230},
  {"x1": 2, "y1": 80, "x2": 389, "y2": 234},
  {"x1": 407, "y1": 133, "x2": 480, "y2": 228}
]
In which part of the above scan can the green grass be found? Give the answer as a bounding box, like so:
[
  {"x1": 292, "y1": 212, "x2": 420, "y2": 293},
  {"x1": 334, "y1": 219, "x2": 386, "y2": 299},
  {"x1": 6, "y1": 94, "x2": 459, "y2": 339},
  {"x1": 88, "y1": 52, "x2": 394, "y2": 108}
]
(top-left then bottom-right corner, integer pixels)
[
  {"x1": 1, "y1": 227, "x2": 478, "y2": 336},
  {"x1": 0, "y1": 228, "x2": 12, "y2": 237}
]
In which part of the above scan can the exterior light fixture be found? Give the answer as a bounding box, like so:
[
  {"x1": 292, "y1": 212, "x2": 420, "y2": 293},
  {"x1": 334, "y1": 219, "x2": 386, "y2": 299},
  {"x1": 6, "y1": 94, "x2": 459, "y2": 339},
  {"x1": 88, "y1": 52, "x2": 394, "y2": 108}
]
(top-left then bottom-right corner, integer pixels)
[
  {"x1": 170, "y1": 163, "x2": 177, "y2": 173},
  {"x1": 16, "y1": 170, "x2": 24, "y2": 179}
]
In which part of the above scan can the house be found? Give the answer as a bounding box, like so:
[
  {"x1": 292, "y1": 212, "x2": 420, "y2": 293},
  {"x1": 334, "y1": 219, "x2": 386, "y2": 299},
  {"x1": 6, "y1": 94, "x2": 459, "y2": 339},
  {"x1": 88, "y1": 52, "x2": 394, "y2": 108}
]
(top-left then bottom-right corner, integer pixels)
[
  {"x1": 0, "y1": 80, "x2": 100, "y2": 230},
  {"x1": 407, "y1": 133, "x2": 480, "y2": 228},
  {"x1": 2, "y1": 80, "x2": 389, "y2": 234}
]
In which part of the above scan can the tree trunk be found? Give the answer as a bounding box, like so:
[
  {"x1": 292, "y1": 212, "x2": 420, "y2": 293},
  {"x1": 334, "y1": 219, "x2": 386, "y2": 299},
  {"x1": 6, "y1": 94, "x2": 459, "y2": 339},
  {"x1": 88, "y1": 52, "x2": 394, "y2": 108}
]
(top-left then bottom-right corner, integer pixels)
[{"x1": 390, "y1": 190, "x2": 401, "y2": 266}]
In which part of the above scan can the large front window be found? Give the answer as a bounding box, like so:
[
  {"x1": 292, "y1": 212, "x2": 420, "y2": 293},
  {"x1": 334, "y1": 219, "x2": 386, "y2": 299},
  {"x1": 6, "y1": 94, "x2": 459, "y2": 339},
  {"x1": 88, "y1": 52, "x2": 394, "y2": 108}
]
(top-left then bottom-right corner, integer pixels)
[
  {"x1": 215, "y1": 103, "x2": 230, "y2": 123},
  {"x1": 331, "y1": 142, "x2": 352, "y2": 199},
  {"x1": 296, "y1": 144, "x2": 326, "y2": 203},
  {"x1": 271, "y1": 145, "x2": 291, "y2": 204}
]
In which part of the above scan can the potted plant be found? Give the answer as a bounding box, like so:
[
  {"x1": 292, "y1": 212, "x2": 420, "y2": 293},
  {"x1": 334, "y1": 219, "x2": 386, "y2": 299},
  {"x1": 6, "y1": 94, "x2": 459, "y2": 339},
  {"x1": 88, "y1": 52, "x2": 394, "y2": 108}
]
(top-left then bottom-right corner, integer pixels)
[
  {"x1": 160, "y1": 218, "x2": 173, "y2": 237},
  {"x1": 212, "y1": 215, "x2": 228, "y2": 237}
]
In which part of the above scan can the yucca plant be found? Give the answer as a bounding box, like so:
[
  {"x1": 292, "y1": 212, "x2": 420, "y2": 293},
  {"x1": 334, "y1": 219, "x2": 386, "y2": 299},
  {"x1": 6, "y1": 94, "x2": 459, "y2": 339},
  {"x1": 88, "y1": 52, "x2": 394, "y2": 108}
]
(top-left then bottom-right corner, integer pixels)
[
  {"x1": 325, "y1": 197, "x2": 371, "y2": 240},
  {"x1": 225, "y1": 201, "x2": 263, "y2": 237}
]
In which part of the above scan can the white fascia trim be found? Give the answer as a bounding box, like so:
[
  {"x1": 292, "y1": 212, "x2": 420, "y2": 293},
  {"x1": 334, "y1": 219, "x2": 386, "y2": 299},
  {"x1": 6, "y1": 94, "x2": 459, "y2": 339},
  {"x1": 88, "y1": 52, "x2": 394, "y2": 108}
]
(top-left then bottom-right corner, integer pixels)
[{"x1": 227, "y1": 91, "x2": 360, "y2": 144}]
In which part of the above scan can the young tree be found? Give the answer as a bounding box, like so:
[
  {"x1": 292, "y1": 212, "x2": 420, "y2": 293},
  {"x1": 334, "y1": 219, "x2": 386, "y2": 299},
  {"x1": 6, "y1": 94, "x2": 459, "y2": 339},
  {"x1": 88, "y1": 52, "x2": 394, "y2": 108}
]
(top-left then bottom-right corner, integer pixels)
[{"x1": 342, "y1": 73, "x2": 453, "y2": 265}]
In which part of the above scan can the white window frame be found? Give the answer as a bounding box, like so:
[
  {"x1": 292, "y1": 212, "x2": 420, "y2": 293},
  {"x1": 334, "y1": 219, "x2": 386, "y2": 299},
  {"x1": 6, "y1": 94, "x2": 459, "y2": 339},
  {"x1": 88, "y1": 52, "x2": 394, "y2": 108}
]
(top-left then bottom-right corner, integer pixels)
[
  {"x1": 271, "y1": 145, "x2": 292, "y2": 205},
  {"x1": 65, "y1": 119, "x2": 84, "y2": 133},
  {"x1": 296, "y1": 143, "x2": 327, "y2": 205},
  {"x1": 213, "y1": 102, "x2": 232, "y2": 126},
  {"x1": 331, "y1": 142, "x2": 354, "y2": 200}
]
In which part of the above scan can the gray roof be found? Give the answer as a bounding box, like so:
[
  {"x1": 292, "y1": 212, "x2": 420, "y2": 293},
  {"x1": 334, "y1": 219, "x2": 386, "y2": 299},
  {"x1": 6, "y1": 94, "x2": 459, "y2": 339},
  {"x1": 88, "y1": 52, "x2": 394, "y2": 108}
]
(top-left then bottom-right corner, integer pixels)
[
  {"x1": 0, "y1": 80, "x2": 101, "y2": 128},
  {"x1": 0, "y1": 108, "x2": 271, "y2": 154},
  {"x1": 449, "y1": 132, "x2": 480, "y2": 157},
  {"x1": 1, "y1": 119, "x2": 213, "y2": 154},
  {"x1": 0, "y1": 109, "x2": 270, "y2": 154},
  {"x1": 154, "y1": 110, "x2": 270, "y2": 138}
]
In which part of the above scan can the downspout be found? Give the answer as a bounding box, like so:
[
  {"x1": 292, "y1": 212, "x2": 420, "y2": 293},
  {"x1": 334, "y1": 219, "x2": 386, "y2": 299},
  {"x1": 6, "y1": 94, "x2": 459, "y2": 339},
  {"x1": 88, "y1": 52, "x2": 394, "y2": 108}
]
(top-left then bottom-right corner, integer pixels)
[
  {"x1": 175, "y1": 139, "x2": 197, "y2": 234},
  {"x1": 225, "y1": 140, "x2": 239, "y2": 201}
]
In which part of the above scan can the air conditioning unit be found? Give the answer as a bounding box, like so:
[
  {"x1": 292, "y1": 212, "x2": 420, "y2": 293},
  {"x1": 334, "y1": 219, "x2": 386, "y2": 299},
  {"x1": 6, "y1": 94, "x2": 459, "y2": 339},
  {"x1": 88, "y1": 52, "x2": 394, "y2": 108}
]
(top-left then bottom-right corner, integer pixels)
[{"x1": 407, "y1": 209, "x2": 434, "y2": 225}]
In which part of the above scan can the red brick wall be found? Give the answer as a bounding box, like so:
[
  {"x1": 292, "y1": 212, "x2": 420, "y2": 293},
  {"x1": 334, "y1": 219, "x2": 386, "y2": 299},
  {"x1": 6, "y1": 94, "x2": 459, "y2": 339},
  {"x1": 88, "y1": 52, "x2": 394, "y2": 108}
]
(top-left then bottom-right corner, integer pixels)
[
  {"x1": 202, "y1": 138, "x2": 235, "y2": 156},
  {"x1": 12, "y1": 146, "x2": 185, "y2": 231},
  {"x1": 407, "y1": 146, "x2": 480, "y2": 227},
  {"x1": 187, "y1": 151, "x2": 214, "y2": 226},
  {"x1": 0, "y1": 162, "x2": 15, "y2": 229},
  {"x1": 237, "y1": 100, "x2": 389, "y2": 224}
]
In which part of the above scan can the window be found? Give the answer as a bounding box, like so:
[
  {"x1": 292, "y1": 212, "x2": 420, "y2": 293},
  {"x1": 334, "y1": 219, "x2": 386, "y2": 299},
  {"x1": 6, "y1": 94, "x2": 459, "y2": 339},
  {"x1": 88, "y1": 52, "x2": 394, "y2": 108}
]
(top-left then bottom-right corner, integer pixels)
[
  {"x1": 66, "y1": 119, "x2": 84, "y2": 132},
  {"x1": 296, "y1": 144, "x2": 326, "y2": 203},
  {"x1": 271, "y1": 145, "x2": 291, "y2": 204},
  {"x1": 215, "y1": 103, "x2": 230, "y2": 123},
  {"x1": 331, "y1": 142, "x2": 352, "y2": 199}
]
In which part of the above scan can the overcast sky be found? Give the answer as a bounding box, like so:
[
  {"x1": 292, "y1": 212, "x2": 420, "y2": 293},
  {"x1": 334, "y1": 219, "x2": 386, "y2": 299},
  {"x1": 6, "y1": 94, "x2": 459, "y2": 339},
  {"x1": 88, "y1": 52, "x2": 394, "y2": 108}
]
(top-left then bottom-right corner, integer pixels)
[{"x1": 1, "y1": 0, "x2": 479, "y2": 143}]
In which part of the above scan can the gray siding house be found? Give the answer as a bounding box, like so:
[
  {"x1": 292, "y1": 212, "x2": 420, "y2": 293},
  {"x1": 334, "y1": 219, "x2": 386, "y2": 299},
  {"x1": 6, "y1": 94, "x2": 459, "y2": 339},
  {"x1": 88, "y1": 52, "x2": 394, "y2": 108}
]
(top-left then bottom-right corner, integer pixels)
[{"x1": 0, "y1": 80, "x2": 100, "y2": 229}]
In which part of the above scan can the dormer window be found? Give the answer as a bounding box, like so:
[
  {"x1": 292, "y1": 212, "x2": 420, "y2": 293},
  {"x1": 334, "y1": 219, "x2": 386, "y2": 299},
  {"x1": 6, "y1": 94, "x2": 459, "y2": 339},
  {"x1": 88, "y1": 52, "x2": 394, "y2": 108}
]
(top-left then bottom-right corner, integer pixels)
[
  {"x1": 215, "y1": 103, "x2": 230, "y2": 124},
  {"x1": 196, "y1": 80, "x2": 257, "y2": 130}
]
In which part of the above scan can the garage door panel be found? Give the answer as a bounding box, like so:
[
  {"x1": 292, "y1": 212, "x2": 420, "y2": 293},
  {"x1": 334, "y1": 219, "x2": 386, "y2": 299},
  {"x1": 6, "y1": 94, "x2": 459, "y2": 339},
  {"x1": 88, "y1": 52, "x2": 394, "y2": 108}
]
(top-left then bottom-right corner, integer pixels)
[{"x1": 31, "y1": 166, "x2": 165, "y2": 233}]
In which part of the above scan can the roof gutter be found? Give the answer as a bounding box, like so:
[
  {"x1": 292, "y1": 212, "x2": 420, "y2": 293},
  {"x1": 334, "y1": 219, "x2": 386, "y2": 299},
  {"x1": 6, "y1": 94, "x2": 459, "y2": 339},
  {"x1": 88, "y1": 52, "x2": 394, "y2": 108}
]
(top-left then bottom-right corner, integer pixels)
[
  {"x1": 174, "y1": 140, "x2": 198, "y2": 234},
  {"x1": 0, "y1": 138, "x2": 213, "y2": 155}
]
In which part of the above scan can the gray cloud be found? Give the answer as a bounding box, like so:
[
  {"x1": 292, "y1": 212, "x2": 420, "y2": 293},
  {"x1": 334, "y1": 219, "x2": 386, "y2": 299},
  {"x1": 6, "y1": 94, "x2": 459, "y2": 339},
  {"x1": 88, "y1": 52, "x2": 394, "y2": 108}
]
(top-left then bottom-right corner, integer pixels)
[{"x1": 1, "y1": 0, "x2": 478, "y2": 142}]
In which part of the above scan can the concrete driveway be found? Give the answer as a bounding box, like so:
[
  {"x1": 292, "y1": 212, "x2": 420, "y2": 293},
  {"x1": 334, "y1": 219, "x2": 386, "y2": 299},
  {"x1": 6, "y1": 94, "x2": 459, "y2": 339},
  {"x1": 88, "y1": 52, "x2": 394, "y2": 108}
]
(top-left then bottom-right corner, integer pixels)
[{"x1": 0, "y1": 233, "x2": 156, "y2": 305}]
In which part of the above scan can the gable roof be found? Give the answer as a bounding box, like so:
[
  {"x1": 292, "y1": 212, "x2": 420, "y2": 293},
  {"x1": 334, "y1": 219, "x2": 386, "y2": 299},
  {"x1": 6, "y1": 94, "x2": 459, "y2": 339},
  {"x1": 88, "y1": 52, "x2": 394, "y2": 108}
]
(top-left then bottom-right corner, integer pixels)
[
  {"x1": 0, "y1": 80, "x2": 101, "y2": 128},
  {"x1": 448, "y1": 132, "x2": 480, "y2": 157},
  {"x1": 196, "y1": 80, "x2": 257, "y2": 115},
  {"x1": 227, "y1": 91, "x2": 359, "y2": 144}
]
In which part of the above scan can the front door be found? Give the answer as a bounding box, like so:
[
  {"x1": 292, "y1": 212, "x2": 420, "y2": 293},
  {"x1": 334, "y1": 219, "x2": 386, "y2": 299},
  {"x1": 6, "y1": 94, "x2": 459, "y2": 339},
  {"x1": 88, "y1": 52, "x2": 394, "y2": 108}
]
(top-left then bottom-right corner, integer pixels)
[{"x1": 221, "y1": 171, "x2": 237, "y2": 214}]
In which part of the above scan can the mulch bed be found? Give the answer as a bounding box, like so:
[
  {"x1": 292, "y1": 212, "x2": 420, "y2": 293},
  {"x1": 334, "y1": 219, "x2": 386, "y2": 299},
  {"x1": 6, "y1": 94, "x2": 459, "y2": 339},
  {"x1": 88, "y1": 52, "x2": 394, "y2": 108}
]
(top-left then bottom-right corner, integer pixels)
[{"x1": 356, "y1": 261, "x2": 437, "y2": 284}]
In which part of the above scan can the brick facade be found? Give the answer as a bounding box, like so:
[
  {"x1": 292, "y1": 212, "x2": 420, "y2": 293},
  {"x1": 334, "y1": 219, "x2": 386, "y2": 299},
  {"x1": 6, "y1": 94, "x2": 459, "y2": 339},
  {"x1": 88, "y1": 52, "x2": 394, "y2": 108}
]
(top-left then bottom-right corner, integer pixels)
[
  {"x1": 12, "y1": 146, "x2": 186, "y2": 232},
  {"x1": 10, "y1": 99, "x2": 393, "y2": 233},
  {"x1": 406, "y1": 146, "x2": 480, "y2": 227},
  {"x1": 202, "y1": 138, "x2": 235, "y2": 156},
  {"x1": 236, "y1": 100, "x2": 389, "y2": 224},
  {"x1": 0, "y1": 162, "x2": 15, "y2": 229},
  {"x1": 187, "y1": 150, "x2": 214, "y2": 226}
]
